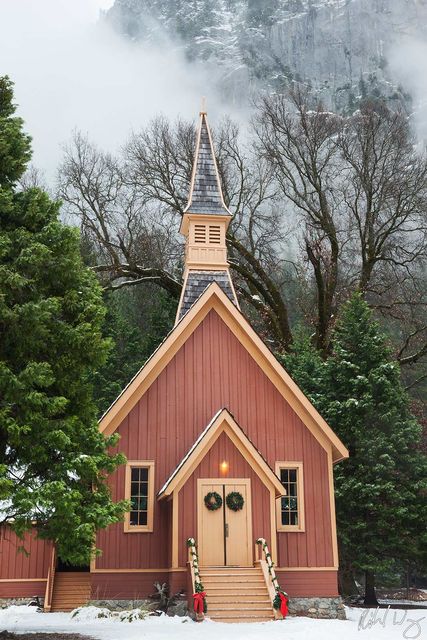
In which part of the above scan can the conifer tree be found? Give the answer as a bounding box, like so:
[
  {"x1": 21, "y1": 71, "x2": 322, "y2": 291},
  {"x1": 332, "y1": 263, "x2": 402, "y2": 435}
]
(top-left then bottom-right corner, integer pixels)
[
  {"x1": 93, "y1": 287, "x2": 176, "y2": 415},
  {"x1": 0, "y1": 77, "x2": 126, "y2": 565},
  {"x1": 283, "y1": 295, "x2": 427, "y2": 603}
]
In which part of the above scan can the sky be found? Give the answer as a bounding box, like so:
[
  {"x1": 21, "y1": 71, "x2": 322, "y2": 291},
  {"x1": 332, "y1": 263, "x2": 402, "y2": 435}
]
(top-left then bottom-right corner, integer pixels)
[{"x1": 0, "y1": 0, "x2": 219, "y2": 183}]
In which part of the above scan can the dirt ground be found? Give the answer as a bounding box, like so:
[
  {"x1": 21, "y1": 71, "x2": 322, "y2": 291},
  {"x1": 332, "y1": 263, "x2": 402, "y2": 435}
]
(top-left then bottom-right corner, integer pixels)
[{"x1": 0, "y1": 633, "x2": 92, "y2": 640}]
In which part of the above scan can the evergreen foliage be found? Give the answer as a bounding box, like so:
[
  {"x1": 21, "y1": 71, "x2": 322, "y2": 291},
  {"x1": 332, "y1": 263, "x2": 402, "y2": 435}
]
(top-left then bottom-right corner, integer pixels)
[
  {"x1": 0, "y1": 77, "x2": 127, "y2": 565},
  {"x1": 93, "y1": 287, "x2": 177, "y2": 416},
  {"x1": 282, "y1": 294, "x2": 427, "y2": 595}
]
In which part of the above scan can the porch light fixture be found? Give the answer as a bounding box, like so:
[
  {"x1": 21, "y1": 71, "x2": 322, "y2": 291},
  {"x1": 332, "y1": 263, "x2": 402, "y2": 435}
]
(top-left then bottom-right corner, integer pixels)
[{"x1": 220, "y1": 460, "x2": 229, "y2": 475}]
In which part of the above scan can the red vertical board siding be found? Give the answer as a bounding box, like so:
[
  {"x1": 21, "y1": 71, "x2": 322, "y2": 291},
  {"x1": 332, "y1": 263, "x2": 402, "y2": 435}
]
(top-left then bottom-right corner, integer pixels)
[
  {"x1": 0, "y1": 581, "x2": 47, "y2": 598},
  {"x1": 96, "y1": 309, "x2": 334, "y2": 572},
  {"x1": 0, "y1": 527, "x2": 51, "y2": 579},
  {"x1": 276, "y1": 570, "x2": 339, "y2": 597},
  {"x1": 91, "y1": 572, "x2": 169, "y2": 600}
]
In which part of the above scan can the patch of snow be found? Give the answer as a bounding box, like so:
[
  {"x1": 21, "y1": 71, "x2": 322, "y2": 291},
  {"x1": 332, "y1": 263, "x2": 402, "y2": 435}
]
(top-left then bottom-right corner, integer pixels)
[
  {"x1": 71, "y1": 606, "x2": 149, "y2": 623},
  {"x1": 0, "y1": 605, "x2": 426, "y2": 640}
]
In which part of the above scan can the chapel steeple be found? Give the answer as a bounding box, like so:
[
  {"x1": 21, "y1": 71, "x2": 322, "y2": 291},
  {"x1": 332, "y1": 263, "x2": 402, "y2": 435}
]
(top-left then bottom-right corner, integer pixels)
[{"x1": 175, "y1": 106, "x2": 239, "y2": 323}]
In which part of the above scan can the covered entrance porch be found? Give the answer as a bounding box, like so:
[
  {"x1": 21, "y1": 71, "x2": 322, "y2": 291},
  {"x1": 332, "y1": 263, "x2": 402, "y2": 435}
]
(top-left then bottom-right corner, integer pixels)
[{"x1": 158, "y1": 408, "x2": 284, "y2": 571}]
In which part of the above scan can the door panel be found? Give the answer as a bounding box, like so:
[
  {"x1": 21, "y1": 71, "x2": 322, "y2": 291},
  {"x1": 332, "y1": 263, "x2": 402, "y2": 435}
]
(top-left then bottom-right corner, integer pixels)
[
  {"x1": 224, "y1": 482, "x2": 252, "y2": 566},
  {"x1": 199, "y1": 482, "x2": 224, "y2": 566},
  {"x1": 198, "y1": 479, "x2": 252, "y2": 567}
]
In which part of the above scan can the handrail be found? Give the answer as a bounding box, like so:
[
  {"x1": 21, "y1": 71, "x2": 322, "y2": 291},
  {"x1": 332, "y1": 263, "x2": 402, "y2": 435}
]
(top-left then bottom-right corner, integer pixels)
[
  {"x1": 256, "y1": 538, "x2": 287, "y2": 619},
  {"x1": 43, "y1": 545, "x2": 57, "y2": 612},
  {"x1": 187, "y1": 538, "x2": 206, "y2": 620}
]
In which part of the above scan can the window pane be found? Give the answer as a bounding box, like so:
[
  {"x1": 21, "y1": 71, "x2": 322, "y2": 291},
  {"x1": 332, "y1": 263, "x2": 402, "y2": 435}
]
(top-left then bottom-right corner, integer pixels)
[
  {"x1": 138, "y1": 511, "x2": 148, "y2": 526},
  {"x1": 282, "y1": 511, "x2": 290, "y2": 526},
  {"x1": 139, "y1": 482, "x2": 148, "y2": 496},
  {"x1": 280, "y1": 469, "x2": 289, "y2": 483},
  {"x1": 131, "y1": 482, "x2": 139, "y2": 496},
  {"x1": 289, "y1": 469, "x2": 297, "y2": 483},
  {"x1": 130, "y1": 511, "x2": 138, "y2": 525},
  {"x1": 290, "y1": 512, "x2": 298, "y2": 525},
  {"x1": 139, "y1": 468, "x2": 148, "y2": 481},
  {"x1": 131, "y1": 468, "x2": 139, "y2": 482}
]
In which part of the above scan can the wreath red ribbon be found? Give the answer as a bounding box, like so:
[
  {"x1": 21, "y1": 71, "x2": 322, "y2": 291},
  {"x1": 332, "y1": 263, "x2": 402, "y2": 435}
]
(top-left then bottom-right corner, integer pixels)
[
  {"x1": 278, "y1": 592, "x2": 288, "y2": 618},
  {"x1": 193, "y1": 591, "x2": 206, "y2": 614}
]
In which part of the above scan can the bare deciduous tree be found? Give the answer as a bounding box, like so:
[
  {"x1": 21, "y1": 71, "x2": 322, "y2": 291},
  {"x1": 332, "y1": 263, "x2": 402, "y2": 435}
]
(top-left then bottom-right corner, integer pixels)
[
  {"x1": 257, "y1": 90, "x2": 427, "y2": 365},
  {"x1": 58, "y1": 93, "x2": 427, "y2": 385}
]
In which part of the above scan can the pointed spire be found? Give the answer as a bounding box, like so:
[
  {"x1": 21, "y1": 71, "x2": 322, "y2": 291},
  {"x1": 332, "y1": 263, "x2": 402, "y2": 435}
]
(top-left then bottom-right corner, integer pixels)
[
  {"x1": 185, "y1": 110, "x2": 231, "y2": 217},
  {"x1": 175, "y1": 104, "x2": 239, "y2": 324}
]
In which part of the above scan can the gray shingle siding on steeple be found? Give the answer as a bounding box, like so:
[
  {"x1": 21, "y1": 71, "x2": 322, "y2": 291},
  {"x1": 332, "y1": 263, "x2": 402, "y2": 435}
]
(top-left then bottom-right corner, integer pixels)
[
  {"x1": 178, "y1": 271, "x2": 237, "y2": 320},
  {"x1": 186, "y1": 119, "x2": 231, "y2": 216}
]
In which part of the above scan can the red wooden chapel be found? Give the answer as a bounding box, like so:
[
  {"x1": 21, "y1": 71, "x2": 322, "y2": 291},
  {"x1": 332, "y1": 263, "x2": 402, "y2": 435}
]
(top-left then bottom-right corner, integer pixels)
[{"x1": 0, "y1": 107, "x2": 348, "y2": 621}]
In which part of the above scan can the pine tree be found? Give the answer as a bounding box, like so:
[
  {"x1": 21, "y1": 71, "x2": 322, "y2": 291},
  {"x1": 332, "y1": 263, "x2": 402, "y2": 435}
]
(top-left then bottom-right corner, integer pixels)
[
  {"x1": 93, "y1": 287, "x2": 176, "y2": 416},
  {"x1": 283, "y1": 295, "x2": 427, "y2": 603},
  {"x1": 0, "y1": 77, "x2": 127, "y2": 565}
]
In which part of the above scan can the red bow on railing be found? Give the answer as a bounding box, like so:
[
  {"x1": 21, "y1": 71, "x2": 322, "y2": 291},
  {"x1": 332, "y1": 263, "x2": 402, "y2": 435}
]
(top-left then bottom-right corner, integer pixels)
[
  {"x1": 278, "y1": 592, "x2": 288, "y2": 618},
  {"x1": 193, "y1": 592, "x2": 206, "y2": 614}
]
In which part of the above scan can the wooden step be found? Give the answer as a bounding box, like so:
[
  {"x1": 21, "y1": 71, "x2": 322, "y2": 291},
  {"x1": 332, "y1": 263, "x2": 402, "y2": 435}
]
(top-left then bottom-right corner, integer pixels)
[
  {"x1": 201, "y1": 568, "x2": 259, "y2": 573},
  {"x1": 207, "y1": 601, "x2": 271, "y2": 610},
  {"x1": 208, "y1": 595, "x2": 270, "y2": 603},
  {"x1": 204, "y1": 585, "x2": 267, "y2": 593},
  {"x1": 199, "y1": 564, "x2": 274, "y2": 622},
  {"x1": 209, "y1": 605, "x2": 272, "y2": 613},
  {"x1": 50, "y1": 572, "x2": 91, "y2": 612},
  {"x1": 208, "y1": 613, "x2": 273, "y2": 622}
]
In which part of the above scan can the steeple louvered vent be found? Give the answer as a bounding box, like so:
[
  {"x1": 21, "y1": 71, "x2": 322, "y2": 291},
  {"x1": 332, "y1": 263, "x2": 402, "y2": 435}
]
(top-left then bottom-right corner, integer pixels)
[
  {"x1": 194, "y1": 225, "x2": 207, "y2": 244},
  {"x1": 209, "y1": 225, "x2": 221, "y2": 244}
]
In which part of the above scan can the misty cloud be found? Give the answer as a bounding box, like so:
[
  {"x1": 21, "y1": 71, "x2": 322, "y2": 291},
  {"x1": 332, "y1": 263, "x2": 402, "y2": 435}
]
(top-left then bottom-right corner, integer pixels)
[
  {"x1": 389, "y1": 38, "x2": 427, "y2": 142},
  {"x1": 0, "y1": 0, "x2": 224, "y2": 183}
]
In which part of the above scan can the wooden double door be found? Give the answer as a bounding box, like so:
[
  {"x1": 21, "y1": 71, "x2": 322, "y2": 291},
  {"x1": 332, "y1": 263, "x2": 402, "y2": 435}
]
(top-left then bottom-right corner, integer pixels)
[{"x1": 198, "y1": 479, "x2": 252, "y2": 566}]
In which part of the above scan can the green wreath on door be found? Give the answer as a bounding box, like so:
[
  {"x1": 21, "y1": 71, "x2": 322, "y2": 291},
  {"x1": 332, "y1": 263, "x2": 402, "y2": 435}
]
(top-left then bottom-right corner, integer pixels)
[{"x1": 225, "y1": 491, "x2": 244, "y2": 511}]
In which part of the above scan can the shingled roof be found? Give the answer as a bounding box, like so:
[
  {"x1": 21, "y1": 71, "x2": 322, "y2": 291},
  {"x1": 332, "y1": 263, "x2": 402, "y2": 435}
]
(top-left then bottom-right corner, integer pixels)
[
  {"x1": 177, "y1": 270, "x2": 237, "y2": 321},
  {"x1": 185, "y1": 112, "x2": 231, "y2": 216}
]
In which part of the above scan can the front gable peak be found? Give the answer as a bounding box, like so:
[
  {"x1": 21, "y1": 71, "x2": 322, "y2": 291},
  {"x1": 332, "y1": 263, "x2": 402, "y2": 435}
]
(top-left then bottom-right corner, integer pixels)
[
  {"x1": 98, "y1": 282, "x2": 348, "y2": 463},
  {"x1": 157, "y1": 408, "x2": 285, "y2": 499}
]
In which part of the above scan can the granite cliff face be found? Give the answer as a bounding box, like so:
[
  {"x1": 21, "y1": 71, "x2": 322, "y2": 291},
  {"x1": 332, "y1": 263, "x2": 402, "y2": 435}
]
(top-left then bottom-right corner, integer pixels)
[{"x1": 105, "y1": 0, "x2": 427, "y2": 111}]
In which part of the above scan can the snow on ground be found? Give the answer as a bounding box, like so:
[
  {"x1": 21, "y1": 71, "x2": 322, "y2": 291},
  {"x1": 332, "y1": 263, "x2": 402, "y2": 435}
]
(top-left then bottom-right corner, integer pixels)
[{"x1": 0, "y1": 605, "x2": 426, "y2": 640}]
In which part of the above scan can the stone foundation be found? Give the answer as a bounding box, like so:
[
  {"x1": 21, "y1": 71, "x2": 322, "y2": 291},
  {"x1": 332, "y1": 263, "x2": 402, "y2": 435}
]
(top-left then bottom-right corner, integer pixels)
[
  {"x1": 0, "y1": 597, "x2": 44, "y2": 609},
  {"x1": 90, "y1": 597, "x2": 345, "y2": 620},
  {"x1": 288, "y1": 597, "x2": 346, "y2": 619},
  {"x1": 89, "y1": 598, "x2": 188, "y2": 617},
  {"x1": 0, "y1": 596, "x2": 345, "y2": 620}
]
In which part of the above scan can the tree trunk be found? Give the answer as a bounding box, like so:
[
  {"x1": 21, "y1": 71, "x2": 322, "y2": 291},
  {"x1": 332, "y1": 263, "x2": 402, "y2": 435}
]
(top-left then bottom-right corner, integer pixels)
[
  {"x1": 364, "y1": 570, "x2": 379, "y2": 606},
  {"x1": 338, "y1": 568, "x2": 359, "y2": 597}
]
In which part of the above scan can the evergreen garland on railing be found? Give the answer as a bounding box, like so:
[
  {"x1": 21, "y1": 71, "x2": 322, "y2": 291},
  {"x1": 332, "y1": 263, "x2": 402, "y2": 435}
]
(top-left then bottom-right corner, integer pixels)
[
  {"x1": 256, "y1": 538, "x2": 288, "y2": 616},
  {"x1": 187, "y1": 538, "x2": 207, "y2": 613}
]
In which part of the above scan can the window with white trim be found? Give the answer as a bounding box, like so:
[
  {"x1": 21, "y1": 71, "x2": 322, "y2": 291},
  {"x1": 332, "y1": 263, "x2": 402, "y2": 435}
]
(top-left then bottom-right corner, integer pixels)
[
  {"x1": 124, "y1": 461, "x2": 154, "y2": 532},
  {"x1": 275, "y1": 462, "x2": 305, "y2": 532}
]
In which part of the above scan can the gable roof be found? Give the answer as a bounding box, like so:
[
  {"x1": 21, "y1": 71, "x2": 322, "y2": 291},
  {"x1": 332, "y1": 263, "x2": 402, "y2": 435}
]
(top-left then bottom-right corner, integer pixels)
[
  {"x1": 184, "y1": 111, "x2": 231, "y2": 217},
  {"x1": 99, "y1": 283, "x2": 349, "y2": 463},
  {"x1": 158, "y1": 408, "x2": 285, "y2": 499}
]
